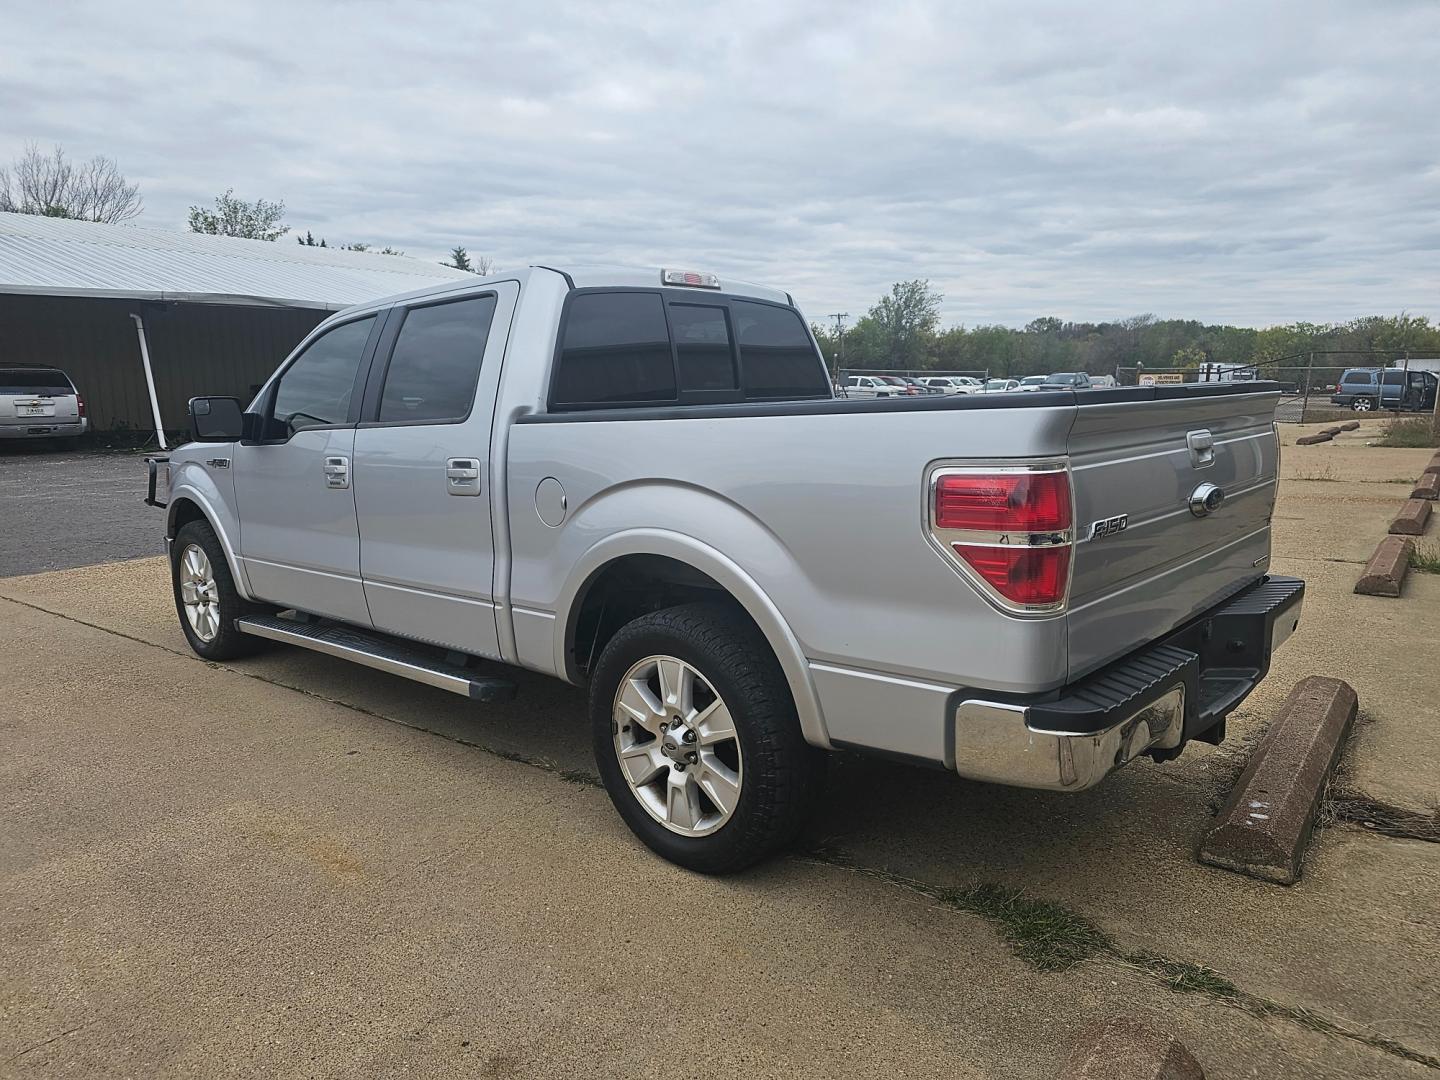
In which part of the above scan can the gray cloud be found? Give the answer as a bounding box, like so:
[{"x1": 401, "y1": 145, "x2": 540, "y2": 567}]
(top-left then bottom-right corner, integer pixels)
[{"x1": 2, "y1": 0, "x2": 1436, "y2": 326}]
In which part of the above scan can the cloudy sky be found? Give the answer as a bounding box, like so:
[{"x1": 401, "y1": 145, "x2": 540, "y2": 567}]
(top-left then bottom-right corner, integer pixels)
[{"x1": 2, "y1": 0, "x2": 1436, "y2": 327}]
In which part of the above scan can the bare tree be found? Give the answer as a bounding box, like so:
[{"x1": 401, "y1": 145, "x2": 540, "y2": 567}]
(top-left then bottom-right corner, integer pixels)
[
  {"x1": 188, "y1": 189, "x2": 289, "y2": 241},
  {"x1": 0, "y1": 143, "x2": 143, "y2": 223}
]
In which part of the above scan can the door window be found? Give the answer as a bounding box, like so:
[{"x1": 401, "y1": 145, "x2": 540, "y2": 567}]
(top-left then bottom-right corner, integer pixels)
[
  {"x1": 378, "y1": 295, "x2": 498, "y2": 423},
  {"x1": 271, "y1": 316, "x2": 375, "y2": 435}
]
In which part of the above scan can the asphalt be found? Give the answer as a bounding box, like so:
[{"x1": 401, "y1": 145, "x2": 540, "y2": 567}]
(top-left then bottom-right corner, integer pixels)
[
  {"x1": 0, "y1": 447, "x2": 163, "y2": 575},
  {"x1": 1, "y1": 418, "x2": 1437, "y2": 1078}
]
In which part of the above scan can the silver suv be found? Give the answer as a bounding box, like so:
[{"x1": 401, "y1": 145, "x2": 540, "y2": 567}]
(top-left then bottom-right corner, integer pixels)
[{"x1": 0, "y1": 367, "x2": 87, "y2": 440}]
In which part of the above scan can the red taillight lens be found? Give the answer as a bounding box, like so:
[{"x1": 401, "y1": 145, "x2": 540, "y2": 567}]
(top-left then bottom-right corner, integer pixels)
[
  {"x1": 76, "y1": 396, "x2": 86, "y2": 417},
  {"x1": 934, "y1": 471, "x2": 1071, "y2": 533},
  {"x1": 953, "y1": 545, "x2": 1071, "y2": 606}
]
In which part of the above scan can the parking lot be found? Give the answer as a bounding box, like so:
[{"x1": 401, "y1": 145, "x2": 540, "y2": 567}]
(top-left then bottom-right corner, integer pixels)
[{"x1": 2, "y1": 423, "x2": 1438, "y2": 1078}]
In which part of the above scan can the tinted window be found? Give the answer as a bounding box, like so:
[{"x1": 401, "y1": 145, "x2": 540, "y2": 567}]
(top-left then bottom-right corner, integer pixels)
[
  {"x1": 552, "y1": 292, "x2": 675, "y2": 406},
  {"x1": 670, "y1": 304, "x2": 736, "y2": 392},
  {"x1": 1380, "y1": 371, "x2": 1404, "y2": 385},
  {"x1": 272, "y1": 316, "x2": 374, "y2": 433},
  {"x1": 0, "y1": 369, "x2": 72, "y2": 395},
  {"x1": 733, "y1": 301, "x2": 827, "y2": 398},
  {"x1": 379, "y1": 296, "x2": 497, "y2": 423},
  {"x1": 1341, "y1": 371, "x2": 1373, "y2": 385}
]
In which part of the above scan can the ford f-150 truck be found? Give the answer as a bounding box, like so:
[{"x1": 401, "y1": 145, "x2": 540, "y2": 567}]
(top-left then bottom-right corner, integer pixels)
[{"x1": 149, "y1": 266, "x2": 1303, "y2": 873}]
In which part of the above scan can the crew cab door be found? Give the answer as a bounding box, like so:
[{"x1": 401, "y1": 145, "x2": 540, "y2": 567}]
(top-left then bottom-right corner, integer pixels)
[
  {"x1": 232, "y1": 313, "x2": 381, "y2": 626},
  {"x1": 351, "y1": 284, "x2": 517, "y2": 660}
]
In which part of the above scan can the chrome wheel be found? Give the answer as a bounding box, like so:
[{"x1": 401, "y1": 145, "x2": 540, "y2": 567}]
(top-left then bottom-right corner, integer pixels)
[
  {"x1": 612, "y1": 655, "x2": 743, "y2": 837},
  {"x1": 178, "y1": 543, "x2": 221, "y2": 642},
  {"x1": 1352, "y1": 397, "x2": 1373, "y2": 411}
]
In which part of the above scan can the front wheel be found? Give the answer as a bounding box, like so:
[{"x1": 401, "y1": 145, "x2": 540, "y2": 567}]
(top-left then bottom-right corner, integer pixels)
[
  {"x1": 170, "y1": 520, "x2": 269, "y2": 660},
  {"x1": 590, "y1": 602, "x2": 824, "y2": 873},
  {"x1": 1351, "y1": 397, "x2": 1374, "y2": 412}
]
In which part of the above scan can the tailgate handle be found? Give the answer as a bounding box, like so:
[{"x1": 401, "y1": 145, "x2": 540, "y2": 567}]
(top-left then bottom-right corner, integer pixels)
[{"x1": 1187, "y1": 429, "x2": 1215, "y2": 469}]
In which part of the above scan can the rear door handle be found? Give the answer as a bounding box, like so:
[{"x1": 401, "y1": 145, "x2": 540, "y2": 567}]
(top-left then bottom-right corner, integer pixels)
[
  {"x1": 446, "y1": 457, "x2": 482, "y2": 496},
  {"x1": 323, "y1": 455, "x2": 350, "y2": 489}
]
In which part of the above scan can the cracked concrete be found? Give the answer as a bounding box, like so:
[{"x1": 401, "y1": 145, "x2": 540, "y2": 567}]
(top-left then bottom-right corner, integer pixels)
[{"x1": 1, "y1": 422, "x2": 1437, "y2": 1078}]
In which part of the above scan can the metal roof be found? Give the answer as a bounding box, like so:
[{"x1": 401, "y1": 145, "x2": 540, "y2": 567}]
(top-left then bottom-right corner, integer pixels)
[{"x1": 0, "y1": 212, "x2": 475, "y2": 310}]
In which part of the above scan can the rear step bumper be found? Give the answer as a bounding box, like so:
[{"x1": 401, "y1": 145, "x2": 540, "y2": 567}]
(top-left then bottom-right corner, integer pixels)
[
  {"x1": 951, "y1": 575, "x2": 1304, "y2": 791},
  {"x1": 236, "y1": 614, "x2": 516, "y2": 703}
]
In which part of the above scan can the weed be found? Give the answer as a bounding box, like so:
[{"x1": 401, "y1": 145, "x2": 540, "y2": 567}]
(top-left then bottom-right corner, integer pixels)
[
  {"x1": 1411, "y1": 543, "x2": 1440, "y2": 574},
  {"x1": 1125, "y1": 952, "x2": 1239, "y2": 997},
  {"x1": 1375, "y1": 417, "x2": 1440, "y2": 448},
  {"x1": 943, "y1": 883, "x2": 1110, "y2": 971}
]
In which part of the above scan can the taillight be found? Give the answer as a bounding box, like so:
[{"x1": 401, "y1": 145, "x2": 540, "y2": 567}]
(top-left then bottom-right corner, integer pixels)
[
  {"x1": 928, "y1": 465, "x2": 1074, "y2": 612},
  {"x1": 76, "y1": 396, "x2": 86, "y2": 417}
]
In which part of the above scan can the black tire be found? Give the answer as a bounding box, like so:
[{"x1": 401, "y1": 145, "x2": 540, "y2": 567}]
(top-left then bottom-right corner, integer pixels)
[
  {"x1": 590, "y1": 602, "x2": 825, "y2": 874},
  {"x1": 170, "y1": 519, "x2": 269, "y2": 660}
]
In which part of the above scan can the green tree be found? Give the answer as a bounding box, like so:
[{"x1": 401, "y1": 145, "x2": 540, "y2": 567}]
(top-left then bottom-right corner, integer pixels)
[
  {"x1": 445, "y1": 245, "x2": 473, "y2": 271},
  {"x1": 188, "y1": 189, "x2": 289, "y2": 240},
  {"x1": 866, "y1": 279, "x2": 942, "y2": 369}
]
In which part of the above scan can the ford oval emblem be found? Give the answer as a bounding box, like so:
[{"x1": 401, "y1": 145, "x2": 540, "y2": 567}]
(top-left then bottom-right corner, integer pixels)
[{"x1": 1189, "y1": 482, "x2": 1225, "y2": 517}]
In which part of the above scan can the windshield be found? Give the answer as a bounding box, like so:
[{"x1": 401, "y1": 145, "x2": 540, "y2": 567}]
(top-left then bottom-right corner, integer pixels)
[
  {"x1": 1021, "y1": 376, "x2": 1046, "y2": 385},
  {"x1": 879, "y1": 377, "x2": 908, "y2": 385},
  {"x1": 0, "y1": 370, "x2": 73, "y2": 395},
  {"x1": 984, "y1": 379, "x2": 1009, "y2": 390}
]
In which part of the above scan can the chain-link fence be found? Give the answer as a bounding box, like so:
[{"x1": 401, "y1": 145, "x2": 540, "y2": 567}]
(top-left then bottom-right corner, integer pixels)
[{"x1": 1116, "y1": 352, "x2": 1440, "y2": 424}]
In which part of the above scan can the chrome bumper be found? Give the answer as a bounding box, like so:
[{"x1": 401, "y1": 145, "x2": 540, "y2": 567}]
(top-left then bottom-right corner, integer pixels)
[
  {"x1": 954, "y1": 687, "x2": 1186, "y2": 791},
  {"x1": 950, "y1": 574, "x2": 1304, "y2": 792}
]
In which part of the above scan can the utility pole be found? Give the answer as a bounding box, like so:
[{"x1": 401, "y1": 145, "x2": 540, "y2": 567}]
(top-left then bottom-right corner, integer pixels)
[{"x1": 826, "y1": 312, "x2": 848, "y2": 371}]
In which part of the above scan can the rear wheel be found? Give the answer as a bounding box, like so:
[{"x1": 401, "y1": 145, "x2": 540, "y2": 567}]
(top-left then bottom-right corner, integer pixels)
[
  {"x1": 1351, "y1": 397, "x2": 1374, "y2": 412},
  {"x1": 590, "y1": 602, "x2": 824, "y2": 873},
  {"x1": 170, "y1": 520, "x2": 268, "y2": 660}
]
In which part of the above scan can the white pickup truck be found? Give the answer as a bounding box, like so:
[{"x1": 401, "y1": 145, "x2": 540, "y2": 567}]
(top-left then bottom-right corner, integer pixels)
[{"x1": 150, "y1": 266, "x2": 1303, "y2": 872}]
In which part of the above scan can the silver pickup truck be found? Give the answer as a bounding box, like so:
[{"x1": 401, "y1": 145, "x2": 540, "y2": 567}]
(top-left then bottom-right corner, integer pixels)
[{"x1": 149, "y1": 266, "x2": 1303, "y2": 872}]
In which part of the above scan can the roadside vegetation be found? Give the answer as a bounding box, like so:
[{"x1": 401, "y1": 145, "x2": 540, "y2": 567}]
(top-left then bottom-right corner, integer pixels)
[
  {"x1": 1410, "y1": 543, "x2": 1440, "y2": 574},
  {"x1": 1375, "y1": 416, "x2": 1440, "y2": 448}
]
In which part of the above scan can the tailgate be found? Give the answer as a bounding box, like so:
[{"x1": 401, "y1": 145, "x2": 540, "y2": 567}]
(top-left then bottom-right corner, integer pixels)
[{"x1": 1065, "y1": 386, "x2": 1280, "y2": 680}]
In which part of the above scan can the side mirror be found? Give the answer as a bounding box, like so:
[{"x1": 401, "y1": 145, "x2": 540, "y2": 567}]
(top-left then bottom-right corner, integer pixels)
[{"x1": 188, "y1": 396, "x2": 244, "y2": 441}]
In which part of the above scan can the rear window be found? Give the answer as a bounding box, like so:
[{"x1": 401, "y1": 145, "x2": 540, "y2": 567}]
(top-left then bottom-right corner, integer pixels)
[
  {"x1": 552, "y1": 292, "x2": 676, "y2": 406},
  {"x1": 0, "y1": 370, "x2": 73, "y2": 395},
  {"x1": 732, "y1": 301, "x2": 828, "y2": 398},
  {"x1": 550, "y1": 291, "x2": 828, "y2": 409},
  {"x1": 1341, "y1": 371, "x2": 1374, "y2": 385}
]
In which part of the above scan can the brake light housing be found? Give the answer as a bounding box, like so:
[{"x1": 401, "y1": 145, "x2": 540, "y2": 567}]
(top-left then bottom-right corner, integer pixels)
[{"x1": 927, "y1": 462, "x2": 1074, "y2": 614}]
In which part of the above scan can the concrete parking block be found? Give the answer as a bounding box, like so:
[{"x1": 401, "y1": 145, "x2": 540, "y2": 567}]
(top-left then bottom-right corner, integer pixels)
[
  {"x1": 1412, "y1": 473, "x2": 1440, "y2": 500},
  {"x1": 1060, "y1": 1017, "x2": 1205, "y2": 1080},
  {"x1": 1199, "y1": 677, "x2": 1358, "y2": 885},
  {"x1": 1389, "y1": 499, "x2": 1432, "y2": 536},
  {"x1": 1339, "y1": 421, "x2": 1361, "y2": 431},
  {"x1": 1424, "y1": 453, "x2": 1440, "y2": 475},
  {"x1": 1355, "y1": 536, "x2": 1415, "y2": 596},
  {"x1": 1294, "y1": 432, "x2": 1333, "y2": 445}
]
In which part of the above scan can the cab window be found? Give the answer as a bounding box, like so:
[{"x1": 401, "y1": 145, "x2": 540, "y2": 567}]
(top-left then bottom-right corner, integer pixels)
[
  {"x1": 377, "y1": 295, "x2": 497, "y2": 424},
  {"x1": 270, "y1": 316, "x2": 375, "y2": 436}
]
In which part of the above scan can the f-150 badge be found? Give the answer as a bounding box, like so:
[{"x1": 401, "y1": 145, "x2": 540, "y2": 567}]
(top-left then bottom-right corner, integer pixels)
[{"x1": 1089, "y1": 514, "x2": 1128, "y2": 540}]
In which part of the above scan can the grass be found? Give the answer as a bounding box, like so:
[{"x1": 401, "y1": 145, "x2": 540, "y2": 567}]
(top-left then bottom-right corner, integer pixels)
[
  {"x1": 1411, "y1": 543, "x2": 1440, "y2": 574},
  {"x1": 943, "y1": 883, "x2": 1110, "y2": 971},
  {"x1": 1375, "y1": 417, "x2": 1440, "y2": 448}
]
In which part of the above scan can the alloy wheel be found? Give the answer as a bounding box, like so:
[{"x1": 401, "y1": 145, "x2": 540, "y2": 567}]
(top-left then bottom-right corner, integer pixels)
[{"x1": 179, "y1": 543, "x2": 221, "y2": 642}]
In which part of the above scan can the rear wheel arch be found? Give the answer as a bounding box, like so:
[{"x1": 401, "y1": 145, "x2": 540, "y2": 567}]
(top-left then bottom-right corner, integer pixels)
[{"x1": 557, "y1": 537, "x2": 832, "y2": 750}]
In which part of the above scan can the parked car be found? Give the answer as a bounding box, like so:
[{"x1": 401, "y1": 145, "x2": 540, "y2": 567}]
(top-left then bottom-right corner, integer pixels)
[
  {"x1": 1016, "y1": 375, "x2": 1049, "y2": 392},
  {"x1": 1040, "y1": 372, "x2": 1093, "y2": 390},
  {"x1": 900, "y1": 377, "x2": 943, "y2": 395},
  {"x1": 152, "y1": 265, "x2": 1302, "y2": 873},
  {"x1": 844, "y1": 375, "x2": 904, "y2": 398},
  {"x1": 1089, "y1": 374, "x2": 1117, "y2": 389},
  {"x1": 0, "y1": 366, "x2": 88, "y2": 440},
  {"x1": 917, "y1": 377, "x2": 968, "y2": 394},
  {"x1": 981, "y1": 378, "x2": 1020, "y2": 393},
  {"x1": 1330, "y1": 368, "x2": 1438, "y2": 412}
]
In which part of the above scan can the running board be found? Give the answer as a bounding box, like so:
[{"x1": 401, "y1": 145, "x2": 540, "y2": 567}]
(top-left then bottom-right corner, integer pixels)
[{"x1": 235, "y1": 614, "x2": 516, "y2": 703}]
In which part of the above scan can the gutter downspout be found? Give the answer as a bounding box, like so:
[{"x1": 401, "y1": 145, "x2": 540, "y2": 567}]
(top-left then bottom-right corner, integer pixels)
[{"x1": 129, "y1": 312, "x2": 168, "y2": 450}]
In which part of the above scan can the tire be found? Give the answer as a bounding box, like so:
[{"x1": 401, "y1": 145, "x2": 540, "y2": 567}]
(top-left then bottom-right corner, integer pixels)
[
  {"x1": 1352, "y1": 397, "x2": 1374, "y2": 412},
  {"x1": 170, "y1": 519, "x2": 269, "y2": 660},
  {"x1": 590, "y1": 602, "x2": 825, "y2": 874}
]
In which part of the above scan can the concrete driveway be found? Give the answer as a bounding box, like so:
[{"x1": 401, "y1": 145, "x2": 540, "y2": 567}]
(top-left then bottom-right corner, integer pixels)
[{"x1": 1, "y1": 420, "x2": 1436, "y2": 1078}]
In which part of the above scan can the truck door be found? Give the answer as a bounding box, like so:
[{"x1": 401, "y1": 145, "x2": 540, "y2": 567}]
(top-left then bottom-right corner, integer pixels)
[
  {"x1": 232, "y1": 313, "x2": 380, "y2": 626},
  {"x1": 351, "y1": 283, "x2": 518, "y2": 660}
]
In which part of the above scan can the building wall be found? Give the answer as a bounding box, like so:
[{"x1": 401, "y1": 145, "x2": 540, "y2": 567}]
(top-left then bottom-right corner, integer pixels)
[{"x1": 1, "y1": 295, "x2": 327, "y2": 432}]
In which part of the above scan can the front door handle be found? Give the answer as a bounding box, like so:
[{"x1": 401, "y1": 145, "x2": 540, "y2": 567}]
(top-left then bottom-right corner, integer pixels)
[
  {"x1": 446, "y1": 457, "x2": 482, "y2": 497},
  {"x1": 323, "y1": 455, "x2": 350, "y2": 489}
]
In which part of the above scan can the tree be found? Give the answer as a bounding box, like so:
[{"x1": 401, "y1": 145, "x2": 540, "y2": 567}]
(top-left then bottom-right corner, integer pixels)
[
  {"x1": 297, "y1": 230, "x2": 327, "y2": 247},
  {"x1": 444, "y1": 245, "x2": 495, "y2": 274},
  {"x1": 867, "y1": 279, "x2": 942, "y2": 369},
  {"x1": 0, "y1": 142, "x2": 142, "y2": 223},
  {"x1": 187, "y1": 189, "x2": 288, "y2": 240}
]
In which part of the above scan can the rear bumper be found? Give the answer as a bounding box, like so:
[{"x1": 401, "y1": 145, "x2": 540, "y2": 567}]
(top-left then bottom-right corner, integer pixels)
[
  {"x1": 951, "y1": 575, "x2": 1304, "y2": 791},
  {"x1": 0, "y1": 419, "x2": 87, "y2": 438}
]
